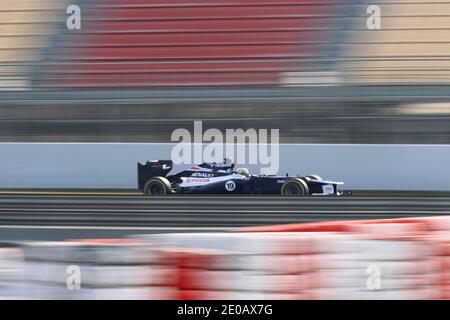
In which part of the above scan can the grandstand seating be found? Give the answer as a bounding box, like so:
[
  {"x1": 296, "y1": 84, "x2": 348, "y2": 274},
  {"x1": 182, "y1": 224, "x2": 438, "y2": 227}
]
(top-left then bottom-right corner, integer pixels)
[
  {"x1": 341, "y1": 0, "x2": 450, "y2": 84},
  {"x1": 0, "y1": 0, "x2": 62, "y2": 90},
  {"x1": 1, "y1": 0, "x2": 449, "y2": 89},
  {"x1": 46, "y1": 0, "x2": 338, "y2": 88}
]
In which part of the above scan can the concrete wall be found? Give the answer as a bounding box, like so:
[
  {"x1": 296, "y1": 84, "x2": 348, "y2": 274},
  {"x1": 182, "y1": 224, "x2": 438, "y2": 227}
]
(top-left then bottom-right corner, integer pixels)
[{"x1": 0, "y1": 143, "x2": 449, "y2": 190}]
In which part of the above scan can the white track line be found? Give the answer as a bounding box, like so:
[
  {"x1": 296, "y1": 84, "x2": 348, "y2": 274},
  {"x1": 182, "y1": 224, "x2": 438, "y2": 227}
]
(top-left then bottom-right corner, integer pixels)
[{"x1": 0, "y1": 225, "x2": 233, "y2": 231}]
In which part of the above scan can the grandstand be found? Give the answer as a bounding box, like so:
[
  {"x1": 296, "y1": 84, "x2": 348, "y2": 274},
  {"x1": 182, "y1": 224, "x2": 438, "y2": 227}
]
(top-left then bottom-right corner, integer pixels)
[
  {"x1": 0, "y1": 0, "x2": 449, "y2": 143},
  {"x1": 17, "y1": 0, "x2": 450, "y2": 88},
  {"x1": 1, "y1": 0, "x2": 449, "y2": 88},
  {"x1": 41, "y1": 0, "x2": 340, "y2": 88},
  {"x1": 342, "y1": 0, "x2": 450, "y2": 84},
  {"x1": 0, "y1": 0, "x2": 65, "y2": 90}
]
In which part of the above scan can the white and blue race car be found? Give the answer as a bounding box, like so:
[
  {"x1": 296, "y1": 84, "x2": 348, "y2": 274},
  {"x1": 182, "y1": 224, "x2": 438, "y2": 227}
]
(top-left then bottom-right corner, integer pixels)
[{"x1": 138, "y1": 159, "x2": 350, "y2": 196}]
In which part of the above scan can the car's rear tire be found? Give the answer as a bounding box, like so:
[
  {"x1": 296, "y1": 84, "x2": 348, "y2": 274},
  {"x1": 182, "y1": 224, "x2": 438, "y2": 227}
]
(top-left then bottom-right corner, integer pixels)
[
  {"x1": 307, "y1": 174, "x2": 322, "y2": 181},
  {"x1": 281, "y1": 178, "x2": 309, "y2": 196},
  {"x1": 143, "y1": 177, "x2": 171, "y2": 196}
]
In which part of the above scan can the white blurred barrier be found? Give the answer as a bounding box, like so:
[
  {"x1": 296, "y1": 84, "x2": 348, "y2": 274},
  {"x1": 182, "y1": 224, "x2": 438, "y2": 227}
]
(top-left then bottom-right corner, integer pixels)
[
  {"x1": 1, "y1": 216, "x2": 450, "y2": 299},
  {"x1": 1, "y1": 240, "x2": 157, "y2": 299},
  {"x1": 0, "y1": 247, "x2": 23, "y2": 299}
]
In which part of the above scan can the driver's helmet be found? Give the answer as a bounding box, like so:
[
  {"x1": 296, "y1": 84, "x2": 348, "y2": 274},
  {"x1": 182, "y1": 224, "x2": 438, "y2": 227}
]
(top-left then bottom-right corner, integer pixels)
[{"x1": 236, "y1": 168, "x2": 250, "y2": 177}]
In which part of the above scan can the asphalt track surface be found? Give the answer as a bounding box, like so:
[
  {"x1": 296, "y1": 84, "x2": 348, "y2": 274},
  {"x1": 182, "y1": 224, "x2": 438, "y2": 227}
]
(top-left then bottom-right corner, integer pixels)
[{"x1": 0, "y1": 194, "x2": 449, "y2": 240}]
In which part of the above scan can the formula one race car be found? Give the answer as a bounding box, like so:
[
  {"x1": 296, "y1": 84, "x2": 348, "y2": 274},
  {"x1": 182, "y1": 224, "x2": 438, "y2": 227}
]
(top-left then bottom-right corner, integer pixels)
[{"x1": 137, "y1": 159, "x2": 350, "y2": 196}]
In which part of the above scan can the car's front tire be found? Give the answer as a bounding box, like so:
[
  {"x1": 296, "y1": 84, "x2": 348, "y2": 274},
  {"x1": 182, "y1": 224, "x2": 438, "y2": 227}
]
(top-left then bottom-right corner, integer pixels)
[
  {"x1": 143, "y1": 177, "x2": 171, "y2": 196},
  {"x1": 281, "y1": 178, "x2": 309, "y2": 196}
]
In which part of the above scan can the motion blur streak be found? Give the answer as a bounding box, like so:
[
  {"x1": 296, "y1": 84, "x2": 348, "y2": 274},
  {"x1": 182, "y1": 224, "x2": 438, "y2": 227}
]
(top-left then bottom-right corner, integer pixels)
[
  {"x1": 1, "y1": 0, "x2": 450, "y2": 301},
  {"x1": 3, "y1": 0, "x2": 450, "y2": 88},
  {"x1": 0, "y1": 195, "x2": 450, "y2": 229},
  {"x1": 1, "y1": 216, "x2": 450, "y2": 299},
  {"x1": 1, "y1": 1, "x2": 450, "y2": 143}
]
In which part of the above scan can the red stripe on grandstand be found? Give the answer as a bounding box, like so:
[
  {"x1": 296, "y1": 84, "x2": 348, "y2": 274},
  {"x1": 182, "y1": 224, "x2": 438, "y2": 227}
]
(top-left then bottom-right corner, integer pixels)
[
  {"x1": 82, "y1": 18, "x2": 324, "y2": 33},
  {"x1": 103, "y1": 0, "x2": 333, "y2": 7},
  {"x1": 59, "y1": 62, "x2": 290, "y2": 74},
  {"x1": 85, "y1": 6, "x2": 329, "y2": 21},
  {"x1": 46, "y1": 0, "x2": 334, "y2": 88},
  {"x1": 65, "y1": 45, "x2": 312, "y2": 61},
  {"x1": 76, "y1": 32, "x2": 318, "y2": 47}
]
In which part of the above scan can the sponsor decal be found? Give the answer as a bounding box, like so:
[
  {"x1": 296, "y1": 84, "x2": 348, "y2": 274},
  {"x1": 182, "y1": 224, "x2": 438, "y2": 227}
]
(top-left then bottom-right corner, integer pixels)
[
  {"x1": 186, "y1": 178, "x2": 210, "y2": 184},
  {"x1": 322, "y1": 184, "x2": 334, "y2": 195},
  {"x1": 191, "y1": 172, "x2": 214, "y2": 178}
]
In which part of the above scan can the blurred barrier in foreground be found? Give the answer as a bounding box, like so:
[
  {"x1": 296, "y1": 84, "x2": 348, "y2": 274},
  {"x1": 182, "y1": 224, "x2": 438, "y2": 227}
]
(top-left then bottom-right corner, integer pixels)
[{"x1": 1, "y1": 216, "x2": 450, "y2": 299}]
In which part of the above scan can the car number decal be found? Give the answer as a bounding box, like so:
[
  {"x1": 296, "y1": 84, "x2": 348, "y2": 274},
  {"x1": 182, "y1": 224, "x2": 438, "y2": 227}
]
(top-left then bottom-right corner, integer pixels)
[{"x1": 225, "y1": 180, "x2": 236, "y2": 192}]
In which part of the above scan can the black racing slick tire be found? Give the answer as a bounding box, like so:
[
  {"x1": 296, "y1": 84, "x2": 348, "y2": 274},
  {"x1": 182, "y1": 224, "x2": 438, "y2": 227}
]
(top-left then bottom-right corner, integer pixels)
[
  {"x1": 143, "y1": 177, "x2": 171, "y2": 196},
  {"x1": 306, "y1": 174, "x2": 322, "y2": 181},
  {"x1": 281, "y1": 178, "x2": 309, "y2": 196}
]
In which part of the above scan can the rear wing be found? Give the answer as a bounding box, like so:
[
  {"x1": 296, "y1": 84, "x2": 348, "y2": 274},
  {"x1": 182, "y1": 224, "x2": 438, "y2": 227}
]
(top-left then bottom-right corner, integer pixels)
[{"x1": 137, "y1": 160, "x2": 173, "y2": 191}]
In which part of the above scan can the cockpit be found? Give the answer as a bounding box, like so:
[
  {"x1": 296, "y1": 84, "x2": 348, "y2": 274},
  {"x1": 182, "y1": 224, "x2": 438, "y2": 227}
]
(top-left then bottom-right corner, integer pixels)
[{"x1": 235, "y1": 167, "x2": 250, "y2": 177}]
